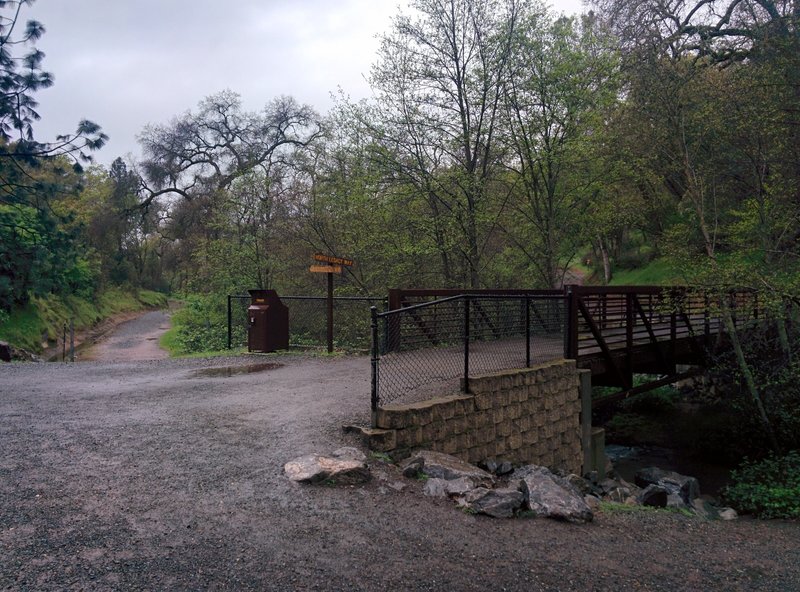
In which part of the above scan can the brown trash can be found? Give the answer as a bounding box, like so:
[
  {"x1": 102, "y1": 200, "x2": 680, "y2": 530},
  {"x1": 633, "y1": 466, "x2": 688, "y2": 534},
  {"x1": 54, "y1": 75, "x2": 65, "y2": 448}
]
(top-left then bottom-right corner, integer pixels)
[{"x1": 247, "y1": 289, "x2": 289, "y2": 353}]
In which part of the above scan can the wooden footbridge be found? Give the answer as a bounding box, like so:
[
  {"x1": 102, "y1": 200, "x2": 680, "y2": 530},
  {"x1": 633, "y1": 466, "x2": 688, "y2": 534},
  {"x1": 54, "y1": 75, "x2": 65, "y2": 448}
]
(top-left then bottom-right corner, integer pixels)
[
  {"x1": 376, "y1": 286, "x2": 758, "y2": 408},
  {"x1": 563, "y1": 286, "x2": 756, "y2": 397}
]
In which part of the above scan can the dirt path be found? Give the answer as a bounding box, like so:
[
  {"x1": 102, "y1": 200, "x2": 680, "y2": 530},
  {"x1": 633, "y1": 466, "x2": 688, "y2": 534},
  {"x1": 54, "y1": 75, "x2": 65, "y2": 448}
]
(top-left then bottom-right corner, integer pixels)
[
  {"x1": 0, "y1": 355, "x2": 798, "y2": 591},
  {"x1": 79, "y1": 310, "x2": 171, "y2": 362}
]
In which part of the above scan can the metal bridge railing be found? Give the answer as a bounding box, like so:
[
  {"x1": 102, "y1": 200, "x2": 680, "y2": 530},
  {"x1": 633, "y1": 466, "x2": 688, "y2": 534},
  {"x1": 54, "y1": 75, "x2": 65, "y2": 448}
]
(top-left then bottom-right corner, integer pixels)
[{"x1": 370, "y1": 294, "x2": 567, "y2": 410}]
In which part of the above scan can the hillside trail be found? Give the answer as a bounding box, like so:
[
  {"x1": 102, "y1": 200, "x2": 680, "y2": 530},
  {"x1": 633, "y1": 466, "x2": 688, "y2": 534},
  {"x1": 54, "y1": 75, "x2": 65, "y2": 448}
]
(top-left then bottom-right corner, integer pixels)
[{"x1": 79, "y1": 309, "x2": 171, "y2": 362}]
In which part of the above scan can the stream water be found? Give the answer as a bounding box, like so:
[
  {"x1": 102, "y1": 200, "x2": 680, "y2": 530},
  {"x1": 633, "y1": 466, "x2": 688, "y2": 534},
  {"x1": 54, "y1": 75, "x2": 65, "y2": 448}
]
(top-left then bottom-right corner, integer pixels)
[{"x1": 607, "y1": 444, "x2": 733, "y2": 497}]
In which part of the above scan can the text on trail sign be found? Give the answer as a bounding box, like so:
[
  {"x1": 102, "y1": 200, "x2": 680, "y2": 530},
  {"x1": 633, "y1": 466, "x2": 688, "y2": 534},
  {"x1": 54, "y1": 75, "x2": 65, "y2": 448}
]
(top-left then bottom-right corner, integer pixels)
[{"x1": 313, "y1": 253, "x2": 354, "y2": 267}]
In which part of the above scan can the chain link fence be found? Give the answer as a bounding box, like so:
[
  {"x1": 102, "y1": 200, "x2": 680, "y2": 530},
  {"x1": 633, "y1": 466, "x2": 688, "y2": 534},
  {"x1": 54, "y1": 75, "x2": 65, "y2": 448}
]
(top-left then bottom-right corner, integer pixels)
[
  {"x1": 370, "y1": 294, "x2": 567, "y2": 409},
  {"x1": 228, "y1": 295, "x2": 386, "y2": 351}
]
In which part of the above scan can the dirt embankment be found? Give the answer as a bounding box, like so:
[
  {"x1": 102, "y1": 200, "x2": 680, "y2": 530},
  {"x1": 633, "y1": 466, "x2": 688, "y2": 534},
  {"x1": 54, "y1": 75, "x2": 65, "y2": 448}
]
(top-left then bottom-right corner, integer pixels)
[{"x1": 45, "y1": 308, "x2": 171, "y2": 362}]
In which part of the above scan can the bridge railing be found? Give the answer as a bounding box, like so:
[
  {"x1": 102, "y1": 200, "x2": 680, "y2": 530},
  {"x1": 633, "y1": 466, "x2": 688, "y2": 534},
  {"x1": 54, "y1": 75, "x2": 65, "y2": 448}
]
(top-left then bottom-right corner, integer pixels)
[
  {"x1": 370, "y1": 285, "x2": 763, "y2": 414},
  {"x1": 565, "y1": 286, "x2": 760, "y2": 389},
  {"x1": 370, "y1": 294, "x2": 566, "y2": 410}
]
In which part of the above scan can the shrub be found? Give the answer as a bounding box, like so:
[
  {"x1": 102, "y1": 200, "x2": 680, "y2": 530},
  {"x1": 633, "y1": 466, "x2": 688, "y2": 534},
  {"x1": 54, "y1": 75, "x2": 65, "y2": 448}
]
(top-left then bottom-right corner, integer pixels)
[
  {"x1": 722, "y1": 451, "x2": 800, "y2": 519},
  {"x1": 169, "y1": 295, "x2": 229, "y2": 354}
]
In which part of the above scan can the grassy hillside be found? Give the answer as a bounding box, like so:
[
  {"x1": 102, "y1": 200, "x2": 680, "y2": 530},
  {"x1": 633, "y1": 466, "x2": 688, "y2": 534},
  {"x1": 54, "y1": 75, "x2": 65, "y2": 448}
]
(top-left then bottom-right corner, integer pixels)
[
  {"x1": 609, "y1": 259, "x2": 682, "y2": 286},
  {"x1": 0, "y1": 288, "x2": 167, "y2": 353}
]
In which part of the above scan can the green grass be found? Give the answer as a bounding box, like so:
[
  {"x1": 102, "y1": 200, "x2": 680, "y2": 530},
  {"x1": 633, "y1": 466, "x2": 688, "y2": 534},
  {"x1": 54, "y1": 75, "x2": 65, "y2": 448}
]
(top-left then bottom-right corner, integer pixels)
[
  {"x1": 610, "y1": 259, "x2": 681, "y2": 286},
  {"x1": 597, "y1": 501, "x2": 694, "y2": 517},
  {"x1": 0, "y1": 288, "x2": 168, "y2": 353}
]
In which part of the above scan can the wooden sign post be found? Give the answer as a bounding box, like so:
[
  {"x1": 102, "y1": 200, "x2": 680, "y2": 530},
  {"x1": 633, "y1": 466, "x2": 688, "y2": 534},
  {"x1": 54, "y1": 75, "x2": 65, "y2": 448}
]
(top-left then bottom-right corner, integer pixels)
[{"x1": 309, "y1": 254, "x2": 354, "y2": 352}]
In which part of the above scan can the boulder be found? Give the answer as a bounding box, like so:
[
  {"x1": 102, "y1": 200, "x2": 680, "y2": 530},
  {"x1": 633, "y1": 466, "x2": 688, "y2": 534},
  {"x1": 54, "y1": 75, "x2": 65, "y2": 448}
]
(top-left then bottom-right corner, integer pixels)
[
  {"x1": 566, "y1": 474, "x2": 593, "y2": 496},
  {"x1": 401, "y1": 451, "x2": 494, "y2": 487},
  {"x1": 496, "y1": 461, "x2": 514, "y2": 476},
  {"x1": 635, "y1": 467, "x2": 700, "y2": 505},
  {"x1": 479, "y1": 459, "x2": 499, "y2": 474},
  {"x1": 692, "y1": 498, "x2": 721, "y2": 520},
  {"x1": 584, "y1": 494, "x2": 602, "y2": 512},
  {"x1": 512, "y1": 465, "x2": 593, "y2": 523},
  {"x1": 423, "y1": 477, "x2": 476, "y2": 498},
  {"x1": 458, "y1": 487, "x2": 524, "y2": 518},
  {"x1": 331, "y1": 447, "x2": 367, "y2": 462},
  {"x1": 637, "y1": 484, "x2": 668, "y2": 508},
  {"x1": 284, "y1": 453, "x2": 370, "y2": 485}
]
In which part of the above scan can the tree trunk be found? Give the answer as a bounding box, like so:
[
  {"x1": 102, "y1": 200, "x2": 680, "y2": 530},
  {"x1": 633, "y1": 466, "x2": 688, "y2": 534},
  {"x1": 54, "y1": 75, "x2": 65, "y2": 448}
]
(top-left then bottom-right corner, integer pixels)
[
  {"x1": 722, "y1": 304, "x2": 781, "y2": 452},
  {"x1": 597, "y1": 236, "x2": 612, "y2": 285}
]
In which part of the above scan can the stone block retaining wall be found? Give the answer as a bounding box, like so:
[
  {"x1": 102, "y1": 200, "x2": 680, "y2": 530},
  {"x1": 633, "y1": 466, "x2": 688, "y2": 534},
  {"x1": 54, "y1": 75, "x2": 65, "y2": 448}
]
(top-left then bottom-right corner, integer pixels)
[{"x1": 371, "y1": 359, "x2": 582, "y2": 474}]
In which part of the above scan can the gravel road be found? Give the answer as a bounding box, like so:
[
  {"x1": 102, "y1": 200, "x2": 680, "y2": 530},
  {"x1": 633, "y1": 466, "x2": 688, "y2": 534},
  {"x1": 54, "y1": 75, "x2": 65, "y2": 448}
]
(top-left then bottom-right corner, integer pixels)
[
  {"x1": 1, "y1": 352, "x2": 799, "y2": 591},
  {"x1": 79, "y1": 310, "x2": 171, "y2": 362}
]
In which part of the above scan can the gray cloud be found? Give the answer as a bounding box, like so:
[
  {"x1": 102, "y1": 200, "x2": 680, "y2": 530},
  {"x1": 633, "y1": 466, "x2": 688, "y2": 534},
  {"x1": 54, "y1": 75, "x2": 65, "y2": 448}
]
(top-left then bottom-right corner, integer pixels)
[{"x1": 25, "y1": 0, "x2": 581, "y2": 166}]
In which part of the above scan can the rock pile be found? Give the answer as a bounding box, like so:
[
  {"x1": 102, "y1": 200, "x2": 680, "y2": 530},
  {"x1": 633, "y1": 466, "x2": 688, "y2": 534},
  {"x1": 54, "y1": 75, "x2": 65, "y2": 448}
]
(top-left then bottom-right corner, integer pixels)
[{"x1": 284, "y1": 447, "x2": 738, "y2": 522}]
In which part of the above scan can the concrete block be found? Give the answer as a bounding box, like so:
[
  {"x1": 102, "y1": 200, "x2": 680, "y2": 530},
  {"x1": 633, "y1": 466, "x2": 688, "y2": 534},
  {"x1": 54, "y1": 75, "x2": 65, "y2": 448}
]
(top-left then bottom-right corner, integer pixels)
[
  {"x1": 415, "y1": 406, "x2": 435, "y2": 426},
  {"x1": 475, "y1": 393, "x2": 493, "y2": 411},
  {"x1": 497, "y1": 421, "x2": 512, "y2": 438},
  {"x1": 435, "y1": 401, "x2": 456, "y2": 422},
  {"x1": 374, "y1": 408, "x2": 410, "y2": 430},
  {"x1": 442, "y1": 436, "x2": 459, "y2": 455},
  {"x1": 367, "y1": 428, "x2": 396, "y2": 452},
  {"x1": 421, "y1": 423, "x2": 436, "y2": 443},
  {"x1": 493, "y1": 407, "x2": 505, "y2": 424}
]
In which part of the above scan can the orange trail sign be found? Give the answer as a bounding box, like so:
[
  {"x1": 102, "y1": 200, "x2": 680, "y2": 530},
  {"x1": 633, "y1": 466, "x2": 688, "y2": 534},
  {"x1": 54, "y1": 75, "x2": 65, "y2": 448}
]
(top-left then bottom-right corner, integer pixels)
[
  {"x1": 313, "y1": 253, "x2": 354, "y2": 267},
  {"x1": 309, "y1": 265, "x2": 342, "y2": 274}
]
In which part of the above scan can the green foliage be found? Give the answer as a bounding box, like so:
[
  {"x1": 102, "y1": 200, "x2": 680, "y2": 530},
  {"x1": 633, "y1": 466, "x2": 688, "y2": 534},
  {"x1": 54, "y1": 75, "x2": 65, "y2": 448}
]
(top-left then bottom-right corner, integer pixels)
[
  {"x1": 167, "y1": 295, "x2": 230, "y2": 355},
  {"x1": 722, "y1": 451, "x2": 800, "y2": 519},
  {"x1": 0, "y1": 288, "x2": 166, "y2": 353},
  {"x1": 597, "y1": 501, "x2": 694, "y2": 517},
  {"x1": 619, "y1": 385, "x2": 680, "y2": 415},
  {"x1": 609, "y1": 259, "x2": 680, "y2": 286}
]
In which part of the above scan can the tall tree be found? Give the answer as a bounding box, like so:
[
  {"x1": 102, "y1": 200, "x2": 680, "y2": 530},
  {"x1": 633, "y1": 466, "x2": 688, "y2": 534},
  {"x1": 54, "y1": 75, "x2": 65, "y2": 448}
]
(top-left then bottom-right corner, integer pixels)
[
  {"x1": 366, "y1": 0, "x2": 526, "y2": 287},
  {"x1": 501, "y1": 11, "x2": 620, "y2": 287},
  {"x1": 0, "y1": 0, "x2": 106, "y2": 309},
  {"x1": 137, "y1": 91, "x2": 322, "y2": 208}
]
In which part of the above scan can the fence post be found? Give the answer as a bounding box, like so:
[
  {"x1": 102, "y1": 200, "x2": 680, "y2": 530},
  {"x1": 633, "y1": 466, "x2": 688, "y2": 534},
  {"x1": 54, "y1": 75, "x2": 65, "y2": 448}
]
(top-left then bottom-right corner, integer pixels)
[
  {"x1": 370, "y1": 306, "x2": 379, "y2": 418},
  {"x1": 62, "y1": 324, "x2": 67, "y2": 363},
  {"x1": 69, "y1": 319, "x2": 75, "y2": 362},
  {"x1": 326, "y1": 273, "x2": 335, "y2": 353},
  {"x1": 525, "y1": 296, "x2": 531, "y2": 368},
  {"x1": 564, "y1": 287, "x2": 578, "y2": 359},
  {"x1": 227, "y1": 295, "x2": 232, "y2": 349},
  {"x1": 463, "y1": 296, "x2": 470, "y2": 394},
  {"x1": 625, "y1": 293, "x2": 634, "y2": 383}
]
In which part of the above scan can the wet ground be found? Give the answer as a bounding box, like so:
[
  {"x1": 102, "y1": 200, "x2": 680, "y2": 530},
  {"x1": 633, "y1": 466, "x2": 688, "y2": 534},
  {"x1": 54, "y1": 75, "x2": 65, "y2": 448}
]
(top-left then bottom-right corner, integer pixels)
[{"x1": 1, "y1": 314, "x2": 799, "y2": 590}]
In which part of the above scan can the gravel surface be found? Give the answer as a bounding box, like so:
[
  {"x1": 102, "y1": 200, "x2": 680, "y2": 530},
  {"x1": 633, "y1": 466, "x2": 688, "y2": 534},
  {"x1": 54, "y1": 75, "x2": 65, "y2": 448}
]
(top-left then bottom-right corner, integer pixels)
[
  {"x1": 1, "y1": 350, "x2": 799, "y2": 590},
  {"x1": 79, "y1": 310, "x2": 171, "y2": 362}
]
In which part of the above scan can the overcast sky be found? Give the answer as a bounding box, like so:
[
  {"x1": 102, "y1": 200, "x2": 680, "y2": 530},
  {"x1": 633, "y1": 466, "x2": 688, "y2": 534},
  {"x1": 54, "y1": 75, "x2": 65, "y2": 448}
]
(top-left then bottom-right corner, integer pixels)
[{"x1": 27, "y1": 0, "x2": 584, "y2": 166}]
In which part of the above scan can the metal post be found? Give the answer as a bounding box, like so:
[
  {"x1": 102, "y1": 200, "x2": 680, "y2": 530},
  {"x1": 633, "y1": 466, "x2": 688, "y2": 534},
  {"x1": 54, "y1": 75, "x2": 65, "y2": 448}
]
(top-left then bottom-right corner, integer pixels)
[
  {"x1": 625, "y1": 293, "x2": 634, "y2": 383},
  {"x1": 370, "y1": 306, "x2": 379, "y2": 418},
  {"x1": 327, "y1": 272, "x2": 334, "y2": 353},
  {"x1": 227, "y1": 295, "x2": 232, "y2": 349},
  {"x1": 525, "y1": 296, "x2": 531, "y2": 368},
  {"x1": 463, "y1": 296, "x2": 470, "y2": 394},
  {"x1": 69, "y1": 319, "x2": 75, "y2": 362},
  {"x1": 564, "y1": 287, "x2": 578, "y2": 359},
  {"x1": 62, "y1": 324, "x2": 66, "y2": 362}
]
